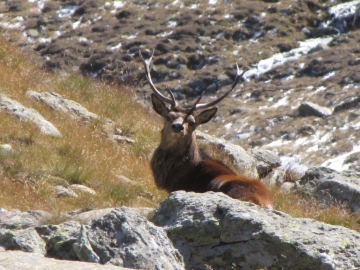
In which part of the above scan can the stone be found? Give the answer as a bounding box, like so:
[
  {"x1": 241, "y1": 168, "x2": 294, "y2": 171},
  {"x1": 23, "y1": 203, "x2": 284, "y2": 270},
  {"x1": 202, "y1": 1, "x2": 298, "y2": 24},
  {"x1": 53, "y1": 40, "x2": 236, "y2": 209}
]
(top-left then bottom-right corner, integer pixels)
[
  {"x1": 153, "y1": 191, "x2": 360, "y2": 270},
  {"x1": 297, "y1": 167, "x2": 360, "y2": 212},
  {"x1": 69, "y1": 184, "x2": 96, "y2": 195},
  {"x1": 298, "y1": 102, "x2": 333, "y2": 117},
  {"x1": 262, "y1": 168, "x2": 286, "y2": 186},
  {"x1": 333, "y1": 94, "x2": 360, "y2": 113},
  {"x1": 0, "y1": 95, "x2": 62, "y2": 137},
  {"x1": 0, "y1": 228, "x2": 46, "y2": 254},
  {"x1": 86, "y1": 207, "x2": 185, "y2": 269},
  {"x1": 0, "y1": 209, "x2": 49, "y2": 230},
  {"x1": 249, "y1": 149, "x2": 281, "y2": 177},
  {"x1": 26, "y1": 91, "x2": 113, "y2": 124},
  {"x1": 53, "y1": 185, "x2": 79, "y2": 198},
  {"x1": 196, "y1": 131, "x2": 259, "y2": 179}
]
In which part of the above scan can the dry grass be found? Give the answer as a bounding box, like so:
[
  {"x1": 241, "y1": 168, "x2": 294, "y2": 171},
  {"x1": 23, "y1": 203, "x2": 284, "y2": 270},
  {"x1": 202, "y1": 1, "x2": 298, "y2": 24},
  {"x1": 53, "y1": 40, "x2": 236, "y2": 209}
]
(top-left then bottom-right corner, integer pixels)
[
  {"x1": 0, "y1": 38, "x2": 167, "y2": 216},
  {"x1": 0, "y1": 38, "x2": 359, "y2": 231},
  {"x1": 272, "y1": 187, "x2": 360, "y2": 232}
]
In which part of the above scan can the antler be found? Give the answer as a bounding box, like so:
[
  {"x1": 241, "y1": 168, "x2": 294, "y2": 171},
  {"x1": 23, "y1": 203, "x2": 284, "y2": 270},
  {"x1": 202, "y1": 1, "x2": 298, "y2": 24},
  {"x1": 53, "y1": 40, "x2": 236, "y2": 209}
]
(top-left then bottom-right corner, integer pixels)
[
  {"x1": 139, "y1": 49, "x2": 178, "y2": 109},
  {"x1": 140, "y1": 49, "x2": 243, "y2": 112},
  {"x1": 193, "y1": 64, "x2": 243, "y2": 110}
]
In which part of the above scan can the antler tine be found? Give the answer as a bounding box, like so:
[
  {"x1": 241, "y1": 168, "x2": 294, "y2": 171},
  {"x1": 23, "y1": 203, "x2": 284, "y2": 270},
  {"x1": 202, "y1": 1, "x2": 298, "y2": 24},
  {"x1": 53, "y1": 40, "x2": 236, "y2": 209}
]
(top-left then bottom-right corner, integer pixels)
[
  {"x1": 165, "y1": 85, "x2": 178, "y2": 109},
  {"x1": 187, "y1": 91, "x2": 205, "y2": 115},
  {"x1": 139, "y1": 49, "x2": 176, "y2": 108},
  {"x1": 194, "y1": 64, "x2": 244, "y2": 110},
  {"x1": 182, "y1": 90, "x2": 205, "y2": 123}
]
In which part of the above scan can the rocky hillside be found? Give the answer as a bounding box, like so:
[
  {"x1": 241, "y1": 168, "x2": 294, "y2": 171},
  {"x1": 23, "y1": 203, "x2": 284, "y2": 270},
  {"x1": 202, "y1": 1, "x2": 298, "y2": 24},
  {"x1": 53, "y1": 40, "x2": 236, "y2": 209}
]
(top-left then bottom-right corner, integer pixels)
[
  {"x1": 1, "y1": 1, "x2": 360, "y2": 269},
  {"x1": 1, "y1": 0, "x2": 359, "y2": 172}
]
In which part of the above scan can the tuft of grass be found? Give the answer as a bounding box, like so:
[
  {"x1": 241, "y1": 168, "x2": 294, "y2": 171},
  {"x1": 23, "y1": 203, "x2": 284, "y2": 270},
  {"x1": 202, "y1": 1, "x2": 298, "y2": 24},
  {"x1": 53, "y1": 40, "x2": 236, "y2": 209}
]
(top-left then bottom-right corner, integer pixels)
[{"x1": 271, "y1": 187, "x2": 360, "y2": 231}]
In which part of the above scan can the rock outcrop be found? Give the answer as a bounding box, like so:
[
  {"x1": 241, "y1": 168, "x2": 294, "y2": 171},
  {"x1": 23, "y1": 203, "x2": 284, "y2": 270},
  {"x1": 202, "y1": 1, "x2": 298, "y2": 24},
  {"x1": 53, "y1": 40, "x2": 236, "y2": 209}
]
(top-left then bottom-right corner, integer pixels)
[
  {"x1": 153, "y1": 191, "x2": 360, "y2": 270},
  {"x1": 27, "y1": 91, "x2": 113, "y2": 124},
  {"x1": 2, "y1": 192, "x2": 360, "y2": 269},
  {"x1": 0, "y1": 95, "x2": 62, "y2": 137},
  {"x1": 196, "y1": 130, "x2": 259, "y2": 179},
  {"x1": 296, "y1": 167, "x2": 360, "y2": 212},
  {"x1": 0, "y1": 207, "x2": 184, "y2": 270}
]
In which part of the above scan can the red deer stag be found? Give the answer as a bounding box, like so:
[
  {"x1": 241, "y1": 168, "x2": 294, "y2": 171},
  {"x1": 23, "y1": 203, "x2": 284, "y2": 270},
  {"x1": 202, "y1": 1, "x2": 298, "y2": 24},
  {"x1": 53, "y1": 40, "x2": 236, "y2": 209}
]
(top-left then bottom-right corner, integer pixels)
[{"x1": 140, "y1": 50, "x2": 273, "y2": 209}]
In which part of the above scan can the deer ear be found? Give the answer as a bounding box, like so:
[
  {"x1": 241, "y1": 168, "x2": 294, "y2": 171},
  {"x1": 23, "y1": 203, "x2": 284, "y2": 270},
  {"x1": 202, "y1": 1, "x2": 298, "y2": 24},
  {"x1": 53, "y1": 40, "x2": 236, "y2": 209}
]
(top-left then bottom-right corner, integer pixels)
[
  {"x1": 151, "y1": 94, "x2": 169, "y2": 117},
  {"x1": 195, "y1": 107, "x2": 218, "y2": 125}
]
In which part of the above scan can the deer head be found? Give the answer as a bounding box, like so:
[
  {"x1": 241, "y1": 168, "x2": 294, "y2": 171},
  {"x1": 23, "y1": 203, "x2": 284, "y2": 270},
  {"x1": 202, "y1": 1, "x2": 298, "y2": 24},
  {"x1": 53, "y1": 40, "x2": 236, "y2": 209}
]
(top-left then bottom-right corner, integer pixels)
[{"x1": 140, "y1": 49, "x2": 243, "y2": 150}]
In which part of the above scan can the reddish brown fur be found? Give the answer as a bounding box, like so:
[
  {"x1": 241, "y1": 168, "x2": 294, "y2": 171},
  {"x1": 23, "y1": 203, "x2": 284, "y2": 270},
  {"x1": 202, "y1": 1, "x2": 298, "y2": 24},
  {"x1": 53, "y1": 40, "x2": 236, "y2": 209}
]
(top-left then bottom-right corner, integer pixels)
[{"x1": 162, "y1": 158, "x2": 273, "y2": 209}]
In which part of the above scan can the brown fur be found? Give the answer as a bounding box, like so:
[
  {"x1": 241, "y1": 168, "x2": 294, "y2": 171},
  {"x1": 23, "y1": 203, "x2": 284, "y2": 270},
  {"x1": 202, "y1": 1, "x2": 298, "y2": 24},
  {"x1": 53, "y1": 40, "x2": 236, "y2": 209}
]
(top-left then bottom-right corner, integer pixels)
[{"x1": 150, "y1": 94, "x2": 273, "y2": 209}]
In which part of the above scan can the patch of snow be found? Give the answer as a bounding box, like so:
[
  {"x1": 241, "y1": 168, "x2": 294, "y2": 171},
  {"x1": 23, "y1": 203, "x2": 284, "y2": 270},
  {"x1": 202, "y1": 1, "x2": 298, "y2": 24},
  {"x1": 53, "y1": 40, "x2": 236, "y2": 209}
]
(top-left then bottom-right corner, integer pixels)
[
  {"x1": 281, "y1": 75, "x2": 295, "y2": 82},
  {"x1": 78, "y1": 37, "x2": 89, "y2": 43},
  {"x1": 343, "y1": 83, "x2": 360, "y2": 90},
  {"x1": 272, "y1": 97, "x2": 289, "y2": 108},
  {"x1": 122, "y1": 32, "x2": 138, "y2": 39},
  {"x1": 306, "y1": 145, "x2": 319, "y2": 152},
  {"x1": 28, "y1": 0, "x2": 46, "y2": 12},
  {"x1": 57, "y1": 5, "x2": 78, "y2": 18},
  {"x1": 39, "y1": 37, "x2": 52, "y2": 43},
  {"x1": 167, "y1": 21, "x2": 177, "y2": 28},
  {"x1": 314, "y1": 86, "x2": 327, "y2": 94},
  {"x1": 263, "y1": 139, "x2": 291, "y2": 148},
  {"x1": 329, "y1": 0, "x2": 360, "y2": 18},
  {"x1": 209, "y1": 0, "x2": 217, "y2": 4},
  {"x1": 113, "y1": 1, "x2": 125, "y2": 9},
  {"x1": 157, "y1": 31, "x2": 173, "y2": 38},
  {"x1": 111, "y1": 43, "x2": 122, "y2": 50},
  {"x1": 190, "y1": 4, "x2": 198, "y2": 9},
  {"x1": 320, "y1": 133, "x2": 332, "y2": 143},
  {"x1": 0, "y1": 16, "x2": 25, "y2": 30},
  {"x1": 224, "y1": 123, "x2": 233, "y2": 129},
  {"x1": 72, "y1": 16, "x2": 83, "y2": 29},
  {"x1": 321, "y1": 144, "x2": 360, "y2": 171},
  {"x1": 243, "y1": 37, "x2": 333, "y2": 81},
  {"x1": 322, "y1": 71, "x2": 336, "y2": 80},
  {"x1": 235, "y1": 133, "x2": 251, "y2": 140},
  {"x1": 280, "y1": 155, "x2": 308, "y2": 175}
]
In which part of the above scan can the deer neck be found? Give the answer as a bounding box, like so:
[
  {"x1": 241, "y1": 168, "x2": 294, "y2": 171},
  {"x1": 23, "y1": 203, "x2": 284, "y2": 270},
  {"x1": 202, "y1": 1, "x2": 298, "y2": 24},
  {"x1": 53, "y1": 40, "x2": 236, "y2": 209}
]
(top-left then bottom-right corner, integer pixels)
[{"x1": 159, "y1": 131, "x2": 202, "y2": 164}]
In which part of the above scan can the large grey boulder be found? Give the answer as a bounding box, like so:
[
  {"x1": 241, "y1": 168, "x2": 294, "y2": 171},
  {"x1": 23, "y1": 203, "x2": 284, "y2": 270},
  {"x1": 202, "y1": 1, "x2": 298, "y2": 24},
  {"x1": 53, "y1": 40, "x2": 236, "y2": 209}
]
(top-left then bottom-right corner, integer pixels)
[
  {"x1": 196, "y1": 130, "x2": 259, "y2": 179},
  {"x1": 152, "y1": 191, "x2": 360, "y2": 270},
  {"x1": 0, "y1": 209, "x2": 49, "y2": 230},
  {"x1": 34, "y1": 207, "x2": 184, "y2": 269},
  {"x1": 0, "y1": 95, "x2": 62, "y2": 137},
  {"x1": 297, "y1": 167, "x2": 360, "y2": 212},
  {"x1": 85, "y1": 207, "x2": 184, "y2": 269},
  {"x1": 27, "y1": 91, "x2": 113, "y2": 124},
  {"x1": 0, "y1": 228, "x2": 46, "y2": 254}
]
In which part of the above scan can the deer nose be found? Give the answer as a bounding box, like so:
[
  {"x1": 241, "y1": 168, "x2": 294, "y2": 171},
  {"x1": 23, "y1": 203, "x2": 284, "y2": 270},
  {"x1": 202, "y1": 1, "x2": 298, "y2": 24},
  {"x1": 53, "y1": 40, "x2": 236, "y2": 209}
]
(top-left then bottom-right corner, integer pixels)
[{"x1": 171, "y1": 123, "x2": 184, "y2": 133}]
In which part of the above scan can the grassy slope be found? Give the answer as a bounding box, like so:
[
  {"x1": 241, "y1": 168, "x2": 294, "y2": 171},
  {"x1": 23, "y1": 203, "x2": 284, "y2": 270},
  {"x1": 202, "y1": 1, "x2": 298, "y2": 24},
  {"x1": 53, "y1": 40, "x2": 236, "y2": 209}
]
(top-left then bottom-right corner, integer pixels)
[
  {"x1": 0, "y1": 38, "x2": 359, "y2": 231},
  {"x1": 0, "y1": 38, "x2": 166, "y2": 214}
]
